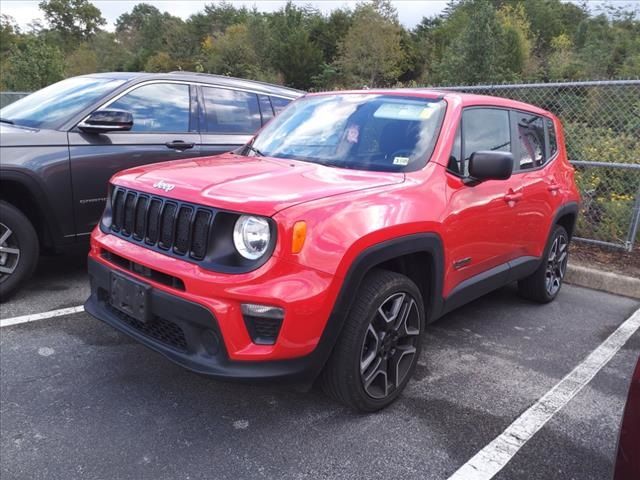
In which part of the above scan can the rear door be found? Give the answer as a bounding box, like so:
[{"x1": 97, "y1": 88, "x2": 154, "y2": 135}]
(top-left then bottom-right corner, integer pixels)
[
  {"x1": 512, "y1": 111, "x2": 562, "y2": 257},
  {"x1": 198, "y1": 86, "x2": 262, "y2": 157},
  {"x1": 68, "y1": 81, "x2": 200, "y2": 236},
  {"x1": 442, "y1": 107, "x2": 524, "y2": 296}
]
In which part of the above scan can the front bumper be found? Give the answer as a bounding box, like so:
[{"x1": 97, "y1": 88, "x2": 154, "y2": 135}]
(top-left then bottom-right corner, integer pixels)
[{"x1": 86, "y1": 257, "x2": 332, "y2": 382}]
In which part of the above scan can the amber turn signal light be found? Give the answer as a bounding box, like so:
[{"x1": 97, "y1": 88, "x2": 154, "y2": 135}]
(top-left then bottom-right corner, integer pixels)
[{"x1": 292, "y1": 221, "x2": 307, "y2": 254}]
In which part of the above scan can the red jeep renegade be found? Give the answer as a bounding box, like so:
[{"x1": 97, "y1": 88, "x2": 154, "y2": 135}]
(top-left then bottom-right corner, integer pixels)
[{"x1": 85, "y1": 90, "x2": 580, "y2": 411}]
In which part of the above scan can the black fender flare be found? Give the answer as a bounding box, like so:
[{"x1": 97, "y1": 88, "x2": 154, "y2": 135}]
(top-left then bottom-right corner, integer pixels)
[
  {"x1": 303, "y1": 233, "x2": 445, "y2": 380},
  {"x1": 552, "y1": 201, "x2": 579, "y2": 239},
  {"x1": 0, "y1": 169, "x2": 64, "y2": 247}
]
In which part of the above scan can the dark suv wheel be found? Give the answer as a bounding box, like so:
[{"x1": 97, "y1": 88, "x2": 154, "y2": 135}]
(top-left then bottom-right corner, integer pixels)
[
  {"x1": 0, "y1": 201, "x2": 39, "y2": 301},
  {"x1": 518, "y1": 224, "x2": 569, "y2": 303},
  {"x1": 321, "y1": 269, "x2": 424, "y2": 412}
]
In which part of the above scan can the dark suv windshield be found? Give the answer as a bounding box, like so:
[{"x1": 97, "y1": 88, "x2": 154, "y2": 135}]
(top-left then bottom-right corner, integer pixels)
[
  {"x1": 249, "y1": 94, "x2": 446, "y2": 172},
  {"x1": 0, "y1": 76, "x2": 125, "y2": 129}
]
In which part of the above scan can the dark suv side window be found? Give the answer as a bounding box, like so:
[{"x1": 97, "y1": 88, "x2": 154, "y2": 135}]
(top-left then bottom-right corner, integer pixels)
[
  {"x1": 202, "y1": 87, "x2": 261, "y2": 134},
  {"x1": 270, "y1": 96, "x2": 291, "y2": 114},
  {"x1": 108, "y1": 83, "x2": 190, "y2": 132},
  {"x1": 449, "y1": 108, "x2": 511, "y2": 177},
  {"x1": 515, "y1": 111, "x2": 546, "y2": 170}
]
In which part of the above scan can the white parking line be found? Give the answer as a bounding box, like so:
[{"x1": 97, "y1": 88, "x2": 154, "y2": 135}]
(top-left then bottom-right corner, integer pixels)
[
  {"x1": 447, "y1": 306, "x2": 640, "y2": 480},
  {"x1": 0, "y1": 305, "x2": 85, "y2": 328}
]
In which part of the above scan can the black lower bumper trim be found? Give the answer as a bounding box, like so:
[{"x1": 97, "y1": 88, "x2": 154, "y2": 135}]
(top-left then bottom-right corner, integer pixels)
[{"x1": 85, "y1": 257, "x2": 324, "y2": 383}]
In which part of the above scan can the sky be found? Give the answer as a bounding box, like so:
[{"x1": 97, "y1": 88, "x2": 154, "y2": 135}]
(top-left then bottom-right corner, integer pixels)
[{"x1": 0, "y1": 0, "x2": 450, "y2": 30}]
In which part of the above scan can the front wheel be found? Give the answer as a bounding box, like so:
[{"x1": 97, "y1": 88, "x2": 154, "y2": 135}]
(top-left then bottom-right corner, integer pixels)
[
  {"x1": 321, "y1": 269, "x2": 425, "y2": 412},
  {"x1": 518, "y1": 224, "x2": 569, "y2": 303},
  {"x1": 0, "y1": 201, "x2": 39, "y2": 301}
]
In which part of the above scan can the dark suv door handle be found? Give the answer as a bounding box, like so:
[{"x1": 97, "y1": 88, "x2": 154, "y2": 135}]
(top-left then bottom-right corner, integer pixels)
[{"x1": 165, "y1": 140, "x2": 195, "y2": 150}]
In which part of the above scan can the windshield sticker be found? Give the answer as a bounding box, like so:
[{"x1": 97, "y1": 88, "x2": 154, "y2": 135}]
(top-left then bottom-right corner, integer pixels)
[
  {"x1": 346, "y1": 124, "x2": 360, "y2": 143},
  {"x1": 393, "y1": 156, "x2": 410, "y2": 166},
  {"x1": 374, "y1": 103, "x2": 430, "y2": 121}
]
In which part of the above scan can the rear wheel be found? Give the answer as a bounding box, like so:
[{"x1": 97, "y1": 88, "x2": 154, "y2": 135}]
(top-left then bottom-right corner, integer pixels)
[
  {"x1": 321, "y1": 269, "x2": 424, "y2": 412},
  {"x1": 518, "y1": 225, "x2": 569, "y2": 303},
  {"x1": 0, "y1": 201, "x2": 39, "y2": 301}
]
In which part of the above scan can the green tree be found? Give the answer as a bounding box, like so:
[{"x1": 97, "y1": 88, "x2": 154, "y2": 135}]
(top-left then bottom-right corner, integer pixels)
[
  {"x1": 434, "y1": 0, "x2": 507, "y2": 84},
  {"x1": 39, "y1": 0, "x2": 105, "y2": 47},
  {"x1": 266, "y1": 3, "x2": 324, "y2": 89},
  {"x1": 334, "y1": 4, "x2": 406, "y2": 87},
  {"x1": 202, "y1": 24, "x2": 261, "y2": 78},
  {"x1": 3, "y1": 37, "x2": 64, "y2": 90},
  {"x1": 0, "y1": 15, "x2": 19, "y2": 60},
  {"x1": 115, "y1": 4, "x2": 188, "y2": 71},
  {"x1": 65, "y1": 42, "x2": 97, "y2": 76}
]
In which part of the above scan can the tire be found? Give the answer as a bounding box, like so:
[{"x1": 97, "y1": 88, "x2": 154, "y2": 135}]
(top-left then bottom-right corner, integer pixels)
[
  {"x1": 321, "y1": 269, "x2": 425, "y2": 412},
  {"x1": 518, "y1": 224, "x2": 569, "y2": 304},
  {"x1": 0, "y1": 201, "x2": 39, "y2": 301}
]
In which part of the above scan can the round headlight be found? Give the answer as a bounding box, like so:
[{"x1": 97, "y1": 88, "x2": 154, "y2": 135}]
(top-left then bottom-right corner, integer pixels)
[{"x1": 233, "y1": 215, "x2": 271, "y2": 260}]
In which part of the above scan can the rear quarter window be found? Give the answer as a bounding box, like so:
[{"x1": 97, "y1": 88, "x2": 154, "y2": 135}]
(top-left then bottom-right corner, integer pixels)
[{"x1": 547, "y1": 118, "x2": 558, "y2": 157}]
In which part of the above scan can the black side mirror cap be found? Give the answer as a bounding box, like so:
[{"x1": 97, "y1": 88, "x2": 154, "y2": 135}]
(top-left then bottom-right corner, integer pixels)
[
  {"x1": 78, "y1": 109, "x2": 133, "y2": 134},
  {"x1": 467, "y1": 150, "x2": 514, "y2": 184}
]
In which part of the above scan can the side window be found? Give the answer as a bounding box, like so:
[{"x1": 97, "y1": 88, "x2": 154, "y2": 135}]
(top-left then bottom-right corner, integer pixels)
[
  {"x1": 258, "y1": 94, "x2": 274, "y2": 125},
  {"x1": 202, "y1": 87, "x2": 261, "y2": 134},
  {"x1": 270, "y1": 96, "x2": 291, "y2": 115},
  {"x1": 462, "y1": 108, "x2": 511, "y2": 172},
  {"x1": 515, "y1": 112, "x2": 546, "y2": 170},
  {"x1": 547, "y1": 118, "x2": 557, "y2": 158},
  {"x1": 108, "y1": 83, "x2": 190, "y2": 132},
  {"x1": 447, "y1": 124, "x2": 463, "y2": 176}
]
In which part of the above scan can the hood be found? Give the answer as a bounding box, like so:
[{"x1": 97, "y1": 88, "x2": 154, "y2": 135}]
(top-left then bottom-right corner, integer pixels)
[
  {"x1": 112, "y1": 152, "x2": 405, "y2": 216},
  {"x1": 0, "y1": 123, "x2": 68, "y2": 147}
]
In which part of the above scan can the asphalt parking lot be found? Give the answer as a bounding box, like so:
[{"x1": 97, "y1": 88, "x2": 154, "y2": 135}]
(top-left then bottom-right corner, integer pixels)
[{"x1": 1, "y1": 254, "x2": 639, "y2": 480}]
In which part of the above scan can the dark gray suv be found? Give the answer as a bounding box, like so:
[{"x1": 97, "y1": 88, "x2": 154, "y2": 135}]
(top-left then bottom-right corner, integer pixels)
[{"x1": 0, "y1": 72, "x2": 302, "y2": 299}]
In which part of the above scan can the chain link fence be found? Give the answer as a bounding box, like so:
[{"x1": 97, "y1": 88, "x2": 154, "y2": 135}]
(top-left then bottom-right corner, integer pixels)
[
  {"x1": 2, "y1": 82, "x2": 639, "y2": 249},
  {"x1": 438, "y1": 80, "x2": 640, "y2": 251},
  {"x1": 0, "y1": 92, "x2": 30, "y2": 109}
]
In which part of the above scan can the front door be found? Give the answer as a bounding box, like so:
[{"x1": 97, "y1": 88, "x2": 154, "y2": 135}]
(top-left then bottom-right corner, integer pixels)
[
  {"x1": 442, "y1": 107, "x2": 524, "y2": 297},
  {"x1": 68, "y1": 82, "x2": 201, "y2": 236}
]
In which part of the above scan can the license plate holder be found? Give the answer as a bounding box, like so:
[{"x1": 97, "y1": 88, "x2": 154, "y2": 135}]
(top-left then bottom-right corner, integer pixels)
[{"x1": 109, "y1": 271, "x2": 151, "y2": 323}]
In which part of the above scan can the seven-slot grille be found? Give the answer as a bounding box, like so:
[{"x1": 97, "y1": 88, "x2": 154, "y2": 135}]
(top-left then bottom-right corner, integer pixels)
[{"x1": 110, "y1": 187, "x2": 214, "y2": 260}]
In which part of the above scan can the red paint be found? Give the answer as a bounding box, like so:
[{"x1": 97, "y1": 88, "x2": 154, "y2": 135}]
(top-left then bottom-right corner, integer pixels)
[
  {"x1": 89, "y1": 90, "x2": 580, "y2": 361},
  {"x1": 614, "y1": 356, "x2": 640, "y2": 480}
]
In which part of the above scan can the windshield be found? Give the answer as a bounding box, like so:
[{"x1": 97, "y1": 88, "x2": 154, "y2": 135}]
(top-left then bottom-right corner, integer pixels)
[
  {"x1": 0, "y1": 76, "x2": 126, "y2": 129},
  {"x1": 248, "y1": 94, "x2": 446, "y2": 172}
]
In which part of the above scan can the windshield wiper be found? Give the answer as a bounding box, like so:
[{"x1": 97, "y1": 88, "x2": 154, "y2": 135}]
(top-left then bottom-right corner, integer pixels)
[
  {"x1": 244, "y1": 144, "x2": 265, "y2": 157},
  {"x1": 0, "y1": 118, "x2": 14, "y2": 124}
]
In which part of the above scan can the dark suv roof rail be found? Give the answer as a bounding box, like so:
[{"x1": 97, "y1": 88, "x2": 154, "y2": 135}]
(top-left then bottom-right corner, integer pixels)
[{"x1": 167, "y1": 71, "x2": 304, "y2": 95}]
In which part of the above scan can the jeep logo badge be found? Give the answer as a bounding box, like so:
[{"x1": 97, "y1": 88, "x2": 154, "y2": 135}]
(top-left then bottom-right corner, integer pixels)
[{"x1": 153, "y1": 180, "x2": 175, "y2": 192}]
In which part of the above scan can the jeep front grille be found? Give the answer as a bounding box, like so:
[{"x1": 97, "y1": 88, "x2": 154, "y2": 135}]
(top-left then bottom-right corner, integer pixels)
[{"x1": 110, "y1": 187, "x2": 214, "y2": 261}]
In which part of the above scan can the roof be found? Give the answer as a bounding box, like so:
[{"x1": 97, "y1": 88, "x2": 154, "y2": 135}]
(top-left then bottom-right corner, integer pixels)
[
  {"x1": 306, "y1": 88, "x2": 551, "y2": 116},
  {"x1": 79, "y1": 72, "x2": 304, "y2": 98}
]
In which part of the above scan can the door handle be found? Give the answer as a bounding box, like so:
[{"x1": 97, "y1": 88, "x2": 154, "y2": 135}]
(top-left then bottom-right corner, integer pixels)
[
  {"x1": 504, "y1": 190, "x2": 523, "y2": 203},
  {"x1": 547, "y1": 183, "x2": 561, "y2": 193},
  {"x1": 165, "y1": 140, "x2": 195, "y2": 150}
]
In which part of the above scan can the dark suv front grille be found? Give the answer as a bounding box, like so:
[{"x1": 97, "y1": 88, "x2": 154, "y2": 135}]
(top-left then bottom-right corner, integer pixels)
[{"x1": 110, "y1": 187, "x2": 215, "y2": 261}]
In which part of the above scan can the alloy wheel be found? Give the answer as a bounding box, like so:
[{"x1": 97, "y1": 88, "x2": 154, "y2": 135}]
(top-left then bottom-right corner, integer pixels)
[
  {"x1": 0, "y1": 222, "x2": 20, "y2": 282},
  {"x1": 545, "y1": 234, "x2": 568, "y2": 296},
  {"x1": 359, "y1": 292, "x2": 420, "y2": 399}
]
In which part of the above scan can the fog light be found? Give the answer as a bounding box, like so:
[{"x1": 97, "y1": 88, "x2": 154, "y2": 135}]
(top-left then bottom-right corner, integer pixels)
[
  {"x1": 241, "y1": 303, "x2": 284, "y2": 345},
  {"x1": 241, "y1": 303, "x2": 284, "y2": 319}
]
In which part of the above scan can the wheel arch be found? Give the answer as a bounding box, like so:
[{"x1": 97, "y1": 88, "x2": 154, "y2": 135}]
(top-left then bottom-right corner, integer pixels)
[
  {"x1": 553, "y1": 201, "x2": 579, "y2": 240},
  {"x1": 0, "y1": 172, "x2": 58, "y2": 251},
  {"x1": 305, "y1": 233, "x2": 446, "y2": 381}
]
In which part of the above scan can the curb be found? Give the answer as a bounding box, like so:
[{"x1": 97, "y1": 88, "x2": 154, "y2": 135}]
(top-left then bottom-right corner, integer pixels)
[{"x1": 565, "y1": 264, "x2": 640, "y2": 300}]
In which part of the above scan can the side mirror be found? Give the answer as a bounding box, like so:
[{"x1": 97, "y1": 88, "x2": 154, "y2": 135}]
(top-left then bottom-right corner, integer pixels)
[
  {"x1": 467, "y1": 151, "x2": 513, "y2": 183},
  {"x1": 78, "y1": 109, "x2": 133, "y2": 134}
]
